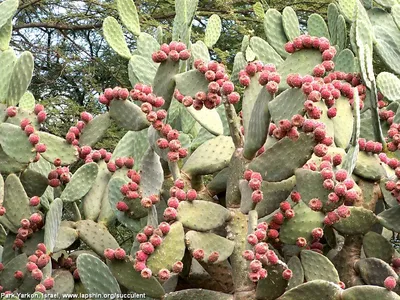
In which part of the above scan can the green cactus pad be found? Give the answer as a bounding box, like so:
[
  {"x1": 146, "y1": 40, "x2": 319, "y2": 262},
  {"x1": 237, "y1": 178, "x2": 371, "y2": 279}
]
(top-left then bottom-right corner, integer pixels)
[
  {"x1": 231, "y1": 52, "x2": 247, "y2": 84},
  {"x1": 147, "y1": 221, "x2": 185, "y2": 274},
  {"x1": 109, "y1": 100, "x2": 150, "y2": 132},
  {"x1": 264, "y1": 9, "x2": 288, "y2": 58},
  {"x1": 60, "y1": 162, "x2": 99, "y2": 202},
  {"x1": 0, "y1": 49, "x2": 16, "y2": 102},
  {"x1": 0, "y1": 0, "x2": 18, "y2": 29},
  {"x1": 3, "y1": 174, "x2": 31, "y2": 228},
  {"x1": 278, "y1": 49, "x2": 323, "y2": 91},
  {"x1": 53, "y1": 226, "x2": 78, "y2": 252},
  {"x1": 282, "y1": 7, "x2": 300, "y2": 41},
  {"x1": 307, "y1": 14, "x2": 330, "y2": 39},
  {"x1": 79, "y1": 113, "x2": 111, "y2": 147},
  {"x1": 46, "y1": 269, "x2": 75, "y2": 295},
  {"x1": 112, "y1": 128, "x2": 149, "y2": 169},
  {"x1": 249, "y1": 133, "x2": 316, "y2": 182},
  {"x1": 83, "y1": 161, "x2": 112, "y2": 221},
  {"x1": 204, "y1": 14, "x2": 222, "y2": 48},
  {"x1": 332, "y1": 97, "x2": 353, "y2": 149},
  {"x1": 6, "y1": 107, "x2": 40, "y2": 129},
  {"x1": 355, "y1": 257, "x2": 398, "y2": 286},
  {"x1": 38, "y1": 131, "x2": 78, "y2": 165},
  {"x1": 164, "y1": 289, "x2": 233, "y2": 300},
  {"x1": 268, "y1": 88, "x2": 305, "y2": 123},
  {"x1": 177, "y1": 200, "x2": 231, "y2": 231},
  {"x1": 0, "y1": 253, "x2": 28, "y2": 291},
  {"x1": 254, "y1": 176, "x2": 296, "y2": 217},
  {"x1": 336, "y1": 15, "x2": 347, "y2": 51},
  {"x1": 153, "y1": 59, "x2": 180, "y2": 110},
  {"x1": 334, "y1": 49, "x2": 355, "y2": 74},
  {"x1": 20, "y1": 169, "x2": 48, "y2": 197},
  {"x1": 377, "y1": 72, "x2": 400, "y2": 101},
  {"x1": 242, "y1": 75, "x2": 263, "y2": 133},
  {"x1": 108, "y1": 258, "x2": 165, "y2": 298},
  {"x1": 186, "y1": 106, "x2": 224, "y2": 136},
  {"x1": 287, "y1": 256, "x2": 304, "y2": 290},
  {"x1": 342, "y1": 285, "x2": 400, "y2": 300},
  {"x1": 206, "y1": 167, "x2": 229, "y2": 195},
  {"x1": 19, "y1": 91, "x2": 35, "y2": 111},
  {"x1": 377, "y1": 205, "x2": 400, "y2": 232},
  {"x1": 0, "y1": 123, "x2": 35, "y2": 163},
  {"x1": 185, "y1": 231, "x2": 235, "y2": 264},
  {"x1": 279, "y1": 201, "x2": 325, "y2": 244},
  {"x1": 300, "y1": 250, "x2": 339, "y2": 283},
  {"x1": 21, "y1": 229, "x2": 44, "y2": 256},
  {"x1": 44, "y1": 198, "x2": 63, "y2": 253},
  {"x1": 393, "y1": 4, "x2": 400, "y2": 30},
  {"x1": 116, "y1": 0, "x2": 140, "y2": 35},
  {"x1": 102, "y1": 16, "x2": 131, "y2": 59},
  {"x1": 256, "y1": 263, "x2": 288, "y2": 300},
  {"x1": 77, "y1": 253, "x2": 121, "y2": 298},
  {"x1": 128, "y1": 54, "x2": 158, "y2": 87},
  {"x1": 140, "y1": 147, "x2": 163, "y2": 198},
  {"x1": 0, "y1": 146, "x2": 27, "y2": 174},
  {"x1": 182, "y1": 135, "x2": 234, "y2": 176},
  {"x1": 191, "y1": 40, "x2": 211, "y2": 63},
  {"x1": 327, "y1": 3, "x2": 339, "y2": 45},
  {"x1": 363, "y1": 231, "x2": 394, "y2": 263},
  {"x1": 76, "y1": 220, "x2": 119, "y2": 257},
  {"x1": 353, "y1": 151, "x2": 384, "y2": 181},
  {"x1": 295, "y1": 168, "x2": 330, "y2": 209},
  {"x1": 249, "y1": 37, "x2": 283, "y2": 66},
  {"x1": 174, "y1": 70, "x2": 209, "y2": 98},
  {"x1": 333, "y1": 206, "x2": 377, "y2": 235},
  {"x1": 136, "y1": 32, "x2": 160, "y2": 60},
  {"x1": 7, "y1": 51, "x2": 34, "y2": 106},
  {"x1": 279, "y1": 280, "x2": 342, "y2": 300},
  {"x1": 338, "y1": 0, "x2": 356, "y2": 21},
  {"x1": 108, "y1": 176, "x2": 147, "y2": 224},
  {"x1": 243, "y1": 88, "x2": 272, "y2": 159}
]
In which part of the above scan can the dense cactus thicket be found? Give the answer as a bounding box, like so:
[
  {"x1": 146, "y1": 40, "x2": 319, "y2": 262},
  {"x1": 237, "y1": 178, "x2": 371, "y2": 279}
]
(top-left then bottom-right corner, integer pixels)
[{"x1": 3, "y1": 0, "x2": 400, "y2": 299}]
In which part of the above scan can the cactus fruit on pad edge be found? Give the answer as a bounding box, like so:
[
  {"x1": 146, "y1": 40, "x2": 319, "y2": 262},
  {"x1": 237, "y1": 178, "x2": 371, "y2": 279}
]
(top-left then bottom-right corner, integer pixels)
[{"x1": 3, "y1": 0, "x2": 400, "y2": 299}]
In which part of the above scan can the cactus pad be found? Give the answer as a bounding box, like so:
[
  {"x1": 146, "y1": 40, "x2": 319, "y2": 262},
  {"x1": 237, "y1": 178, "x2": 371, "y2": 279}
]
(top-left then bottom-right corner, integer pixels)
[
  {"x1": 282, "y1": 7, "x2": 300, "y2": 41},
  {"x1": 109, "y1": 99, "x2": 150, "y2": 131},
  {"x1": 164, "y1": 289, "x2": 233, "y2": 300},
  {"x1": 301, "y1": 250, "x2": 339, "y2": 283},
  {"x1": 54, "y1": 226, "x2": 78, "y2": 252},
  {"x1": 355, "y1": 258, "x2": 398, "y2": 286},
  {"x1": 256, "y1": 263, "x2": 288, "y2": 300},
  {"x1": 116, "y1": 0, "x2": 140, "y2": 35},
  {"x1": 377, "y1": 205, "x2": 400, "y2": 232},
  {"x1": 249, "y1": 36, "x2": 283, "y2": 66},
  {"x1": 102, "y1": 16, "x2": 131, "y2": 59},
  {"x1": 38, "y1": 131, "x2": 79, "y2": 164},
  {"x1": 204, "y1": 14, "x2": 222, "y2": 48},
  {"x1": 353, "y1": 152, "x2": 384, "y2": 181},
  {"x1": 264, "y1": 9, "x2": 288, "y2": 58},
  {"x1": 279, "y1": 280, "x2": 342, "y2": 300},
  {"x1": 363, "y1": 231, "x2": 394, "y2": 263},
  {"x1": 4, "y1": 174, "x2": 31, "y2": 228},
  {"x1": 268, "y1": 88, "x2": 305, "y2": 123},
  {"x1": 333, "y1": 207, "x2": 377, "y2": 235},
  {"x1": 44, "y1": 198, "x2": 63, "y2": 253},
  {"x1": 342, "y1": 285, "x2": 400, "y2": 300},
  {"x1": 287, "y1": 256, "x2": 304, "y2": 290},
  {"x1": 0, "y1": 123, "x2": 35, "y2": 163},
  {"x1": 79, "y1": 112, "x2": 111, "y2": 147},
  {"x1": 0, "y1": 253, "x2": 28, "y2": 291}
]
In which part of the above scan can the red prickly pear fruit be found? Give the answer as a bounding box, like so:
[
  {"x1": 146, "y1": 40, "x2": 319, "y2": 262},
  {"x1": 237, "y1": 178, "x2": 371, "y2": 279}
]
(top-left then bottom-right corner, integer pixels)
[
  {"x1": 239, "y1": 75, "x2": 251, "y2": 87},
  {"x1": 243, "y1": 169, "x2": 253, "y2": 181},
  {"x1": 255, "y1": 242, "x2": 269, "y2": 255},
  {"x1": 114, "y1": 248, "x2": 126, "y2": 260},
  {"x1": 327, "y1": 211, "x2": 340, "y2": 224},
  {"x1": 80, "y1": 111, "x2": 93, "y2": 123},
  {"x1": 29, "y1": 196, "x2": 40, "y2": 206},
  {"x1": 282, "y1": 269, "x2": 293, "y2": 280},
  {"x1": 106, "y1": 162, "x2": 117, "y2": 173},
  {"x1": 14, "y1": 238, "x2": 24, "y2": 249},
  {"x1": 20, "y1": 118, "x2": 31, "y2": 130},
  {"x1": 242, "y1": 250, "x2": 255, "y2": 261},
  {"x1": 135, "y1": 250, "x2": 149, "y2": 262},
  {"x1": 296, "y1": 237, "x2": 307, "y2": 248},
  {"x1": 30, "y1": 213, "x2": 42, "y2": 224},
  {"x1": 193, "y1": 249, "x2": 205, "y2": 261},
  {"x1": 35, "y1": 284, "x2": 46, "y2": 293},
  {"x1": 343, "y1": 178, "x2": 355, "y2": 190},
  {"x1": 21, "y1": 219, "x2": 30, "y2": 229},
  {"x1": 36, "y1": 254, "x2": 50, "y2": 268},
  {"x1": 37, "y1": 111, "x2": 47, "y2": 123},
  {"x1": 365, "y1": 140, "x2": 375, "y2": 153},
  {"x1": 37, "y1": 243, "x2": 46, "y2": 253},
  {"x1": 320, "y1": 168, "x2": 334, "y2": 180},
  {"x1": 124, "y1": 157, "x2": 134, "y2": 169},
  {"x1": 34, "y1": 104, "x2": 44, "y2": 115},
  {"x1": 247, "y1": 233, "x2": 259, "y2": 245},
  {"x1": 48, "y1": 178, "x2": 61, "y2": 187},
  {"x1": 0, "y1": 263, "x2": 3, "y2": 271},
  {"x1": 245, "y1": 63, "x2": 257, "y2": 76},
  {"x1": 174, "y1": 189, "x2": 186, "y2": 201},
  {"x1": 266, "y1": 81, "x2": 279, "y2": 94},
  {"x1": 266, "y1": 250, "x2": 279, "y2": 265},
  {"x1": 222, "y1": 81, "x2": 234, "y2": 95},
  {"x1": 251, "y1": 190, "x2": 263, "y2": 203},
  {"x1": 120, "y1": 184, "x2": 129, "y2": 195},
  {"x1": 149, "y1": 234, "x2": 163, "y2": 247},
  {"x1": 167, "y1": 197, "x2": 180, "y2": 209},
  {"x1": 14, "y1": 270, "x2": 24, "y2": 279},
  {"x1": 254, "y1": 229, "x2": 267, "y2": 241},
  {"x1": 227, "y1": 92, "x2": 240, "y2": 104},
  {"x1": 313, "y1": 64, "x2": 326, "y2": 77},
  {"x1": 168, "y1": 139, "x2": 181, "y2": 152},
  {"x1": 140, "y1": 242, "x2": 155, "y2": 255},
  {"x1": 293, "y1": 37, "x2": 304, "y2": 49},
  {"x1": 323, "y1": 179, "x2": 335, "y2": 190},
  {"x1": 73, "y1": 269, "x2": 80, "y2": 280},
  {"x1": 313, "y1": 143, "x2": 328, "y2": 157},
  {"x1": 186, "y1": 189, "x2": 197, "y2": 201},
  {"x1": 248, "y1": 271, "x2": 261, "y2": 282},
  {"x1": 26, "y1": 262, "x2": 38, "y2": 272},
  {"x1": 334, "y1": 183, "x2": 347, "y2": 197},
  {"x1": 285, "y1": 42, "x2": 296, "y2": 53},
  {"x1": 134, "y1": 261, "x2": 146, "y2": 272},
  {"x1": 258, "y1": 268, "x2": 268, "y2": 280},
  {"x1": 31, "y1": 268, "x2": 43, "y2": 281},
  {"x1": 116, "y1": 201, "x2": 129, "y2": 212},
  {"x1": 141, "y1": 268, "x2": 153, "y2": 279},
  {"x1": 205, "y1": 70, "x2": 216, "y2": 81},
  {"x1": 158, "y1": 269, "x2": 171, "y2": 281},
  {"x1": 104, "y1": 248, "x2": 115, "y2": 260},
  {"x1": 172, "y1": 261, "x2": 183, "y2": 273},
  {"x1": 392, "y1": 258, "x2": 400, "y2": 268},
  {"x1": 336, "y1": 205, "x2": 351, "y2": 218},
  {"x1": 309, "y1": 198, "x2": 323, "y2": 211},
  {"x1": 313, "y1": 127, "x2": 326, "y2": 142},
  {"x1": 98, "y1": 94, "x2": 110, "y2": 105},
  {"x1": 168, "y1": 50, "x2": 180, "y2": 61},
  {"x1": 312, "y1": 228, "x2": 324, "y2": 240},
  {"x1": 158, "y1": 222, "x2": 170, "y2": 235},
  {"x1": 43, "y1": 277, "x2": 55, "y2": 290},
  {"x1": 290, "y1": 191, "x2": 301, "y2": 203},
  {"x1": 0, "y1": 207, "x2": 5, "y2": 216},
  {"x1": 80, "y1": 145, "x2": 92, "y2": 156},
  {"x1": 249, "y1": 259, "x2": 262, "y2": 272},
  {"x1": 136, "y1": 233, "x2": 148, "y2": 243},
  {"x1": 284, "y1": 209, "x2": 295, "y2": 219},
  {"x1": 141, "y1": 197, "x2": 153, "y2": 208},
  {"x1": 35, "y1": 143, "x2": 47, "y2": 153},
  {"x1": 332, "y1": 154, "x2": 342, "y2": 166},
  {"x1": 24, "y1": 125, "x2": 35, "y2": 136},
  {"x1": 318, "y1": 37, "x2": 330, "y2": 51},
  {"x1": 248, "y1": 178, "x2": 262, "y2": 190},
  {"x1": 142, "y1": 226, "x2": 154, "y2": 237},
  {"x1": 273, "y1": 212, "x2": 284, "y2": 225},
  {"x1": 167, "y1": 151, "x2": 179, "y2": 162},
  {"x1": 115, "y1": 157, "x2": 126, "y2": 168},
  {"x1": 179, "y1": 49, "x2": 191, "y2": 60},
  {"x1": 6, "y1": 106, "x2": 17, "y2": 117},
  {"x1": 345, "y1": 189, "x2": 358, "y2": 202},
  {"x1": 118, "y1": 88, "x2": 129, "y2": 100},
  {"x1": 280, "y1": 201, "x2": 291, "y2": 212},
  {"x1": 53, "y1": 158, "x2": 62, "y2": 167},
  {"x1": 28, "y1": 134, "x2": 40, "y2": 145},
  {"x1": 163, "y1": 207, "x2": 177, "y2": 221},
  {"x1": 384, "y1": 276, "x2": 397, "y2": 290}
]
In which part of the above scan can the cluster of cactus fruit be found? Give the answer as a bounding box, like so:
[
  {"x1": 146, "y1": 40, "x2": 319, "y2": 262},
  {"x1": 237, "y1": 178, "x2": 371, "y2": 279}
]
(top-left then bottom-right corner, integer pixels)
[{"x1": 4, "y1": 0, "x2": 400, "y2": 299}]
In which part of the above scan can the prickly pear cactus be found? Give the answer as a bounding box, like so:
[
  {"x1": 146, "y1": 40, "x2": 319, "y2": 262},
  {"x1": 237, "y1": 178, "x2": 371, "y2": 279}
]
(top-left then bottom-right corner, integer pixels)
[{"x1": 2, "y1": 0, "x2": 400, "y2": 299}]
